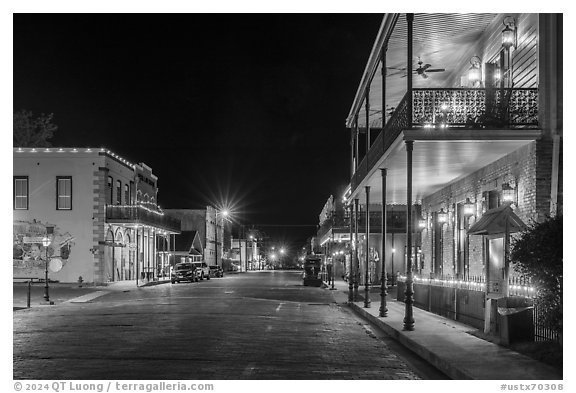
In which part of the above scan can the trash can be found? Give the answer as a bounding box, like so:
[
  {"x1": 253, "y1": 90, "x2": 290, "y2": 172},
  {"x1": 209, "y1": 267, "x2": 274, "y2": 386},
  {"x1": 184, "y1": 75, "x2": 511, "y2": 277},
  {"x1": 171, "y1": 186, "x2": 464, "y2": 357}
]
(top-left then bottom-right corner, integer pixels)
[{"x1": 497, "y1": 296, "x2": 534, "y2": 345}]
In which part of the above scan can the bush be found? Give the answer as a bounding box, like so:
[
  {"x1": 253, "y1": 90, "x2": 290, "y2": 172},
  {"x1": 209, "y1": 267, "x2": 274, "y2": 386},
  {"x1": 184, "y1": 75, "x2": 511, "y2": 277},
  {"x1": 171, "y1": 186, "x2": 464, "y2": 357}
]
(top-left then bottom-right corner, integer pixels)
[{"x1": 510, "y1": 215, "x2": 562, "y2": 334}]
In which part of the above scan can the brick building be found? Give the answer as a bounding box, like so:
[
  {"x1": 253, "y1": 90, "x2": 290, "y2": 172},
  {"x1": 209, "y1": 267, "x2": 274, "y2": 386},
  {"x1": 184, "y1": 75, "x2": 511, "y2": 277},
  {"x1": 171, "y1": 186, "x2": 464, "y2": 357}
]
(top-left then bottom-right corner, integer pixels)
[
  {"x1": 343, "y1": 13, "x2": 562, "y2": 305},
  {"x1": 164, "y1": 207, "x2": 230, "y2": 267}
]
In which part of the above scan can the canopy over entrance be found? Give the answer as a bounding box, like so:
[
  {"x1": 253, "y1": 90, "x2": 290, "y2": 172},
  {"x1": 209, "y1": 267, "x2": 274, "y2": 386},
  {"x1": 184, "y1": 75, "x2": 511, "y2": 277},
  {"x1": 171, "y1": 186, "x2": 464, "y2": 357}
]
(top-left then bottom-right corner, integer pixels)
[{"x1": 467, "y1": 205, "x2": 527, "y2": 236}]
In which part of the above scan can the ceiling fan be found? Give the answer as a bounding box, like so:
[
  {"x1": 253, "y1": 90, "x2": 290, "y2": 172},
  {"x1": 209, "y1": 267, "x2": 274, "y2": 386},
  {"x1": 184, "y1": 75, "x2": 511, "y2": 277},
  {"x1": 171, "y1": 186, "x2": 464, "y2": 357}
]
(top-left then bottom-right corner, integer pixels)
[
  {"x1": 414, "y1": 57, "x2": 445, "y2": 79},
  {"x1": 389, "y1": 57, "x2": 446, "y2": 79}
]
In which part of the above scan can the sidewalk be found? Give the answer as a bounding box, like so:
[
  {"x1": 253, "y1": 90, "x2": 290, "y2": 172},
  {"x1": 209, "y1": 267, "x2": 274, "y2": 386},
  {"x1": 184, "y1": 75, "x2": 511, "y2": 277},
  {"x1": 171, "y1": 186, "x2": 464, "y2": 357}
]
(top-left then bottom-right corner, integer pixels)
[
  {"x1": 324, "y1": 278, "x2": 562, "y2": 380},
  {"x1": 12, "y1": 278, "x2": 167, "y2": 309}
]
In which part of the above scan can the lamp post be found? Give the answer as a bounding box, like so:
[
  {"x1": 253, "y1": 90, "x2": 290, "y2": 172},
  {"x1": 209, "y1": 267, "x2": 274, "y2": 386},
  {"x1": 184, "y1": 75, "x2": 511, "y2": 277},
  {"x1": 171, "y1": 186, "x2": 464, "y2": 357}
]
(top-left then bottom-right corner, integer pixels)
[
  {"x1": 42, "y1": 236, "x2": 51, "y2": 302},
  {"x1": 214, "y1": 209, "x2": 229, "y2": 268}
]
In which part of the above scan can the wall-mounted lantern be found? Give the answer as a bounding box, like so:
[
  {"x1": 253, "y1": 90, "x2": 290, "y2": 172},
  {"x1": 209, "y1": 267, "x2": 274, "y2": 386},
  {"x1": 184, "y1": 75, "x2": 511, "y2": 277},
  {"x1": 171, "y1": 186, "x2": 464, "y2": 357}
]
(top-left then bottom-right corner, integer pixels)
[
  {"x1": 468, "y1": 56, "x2": 482, "y2": 86},
  {"x1": 502, "y1": 16, "x2": 517, "y2": 50},
  {"x1": 463, "y1": 197, "x2": 476, "y2": 217},
  {"x1": 418, "y1": 217, "x2": 427, "y2": 230},
  {"x1": 437, "y1": 208, "x2": 448, "y2": 224},
  {"x1": 502, "y1": 182, "x2": 516, "y2": 205}
]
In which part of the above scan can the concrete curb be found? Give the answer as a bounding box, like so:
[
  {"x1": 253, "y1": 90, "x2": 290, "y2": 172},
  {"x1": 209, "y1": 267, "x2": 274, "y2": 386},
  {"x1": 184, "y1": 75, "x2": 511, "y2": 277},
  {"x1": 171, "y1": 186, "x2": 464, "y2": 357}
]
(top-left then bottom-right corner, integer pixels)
[{"x1": 350, "y1": 303, "x2": 473, "y2": 380}]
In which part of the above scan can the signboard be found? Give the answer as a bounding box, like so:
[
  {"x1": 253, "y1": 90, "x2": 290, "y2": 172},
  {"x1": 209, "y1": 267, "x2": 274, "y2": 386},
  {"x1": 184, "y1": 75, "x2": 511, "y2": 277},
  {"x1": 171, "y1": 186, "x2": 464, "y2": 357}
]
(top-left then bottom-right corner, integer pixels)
[
  {"x1": 23, "y1": 236, "x2": 46, "y2": 244},
  {"x1": 49, "y1": 258, "x2": 63, "y2": 272},
  {"x1": 14, "y1": 220, "x2": 76, "y2": 278}
]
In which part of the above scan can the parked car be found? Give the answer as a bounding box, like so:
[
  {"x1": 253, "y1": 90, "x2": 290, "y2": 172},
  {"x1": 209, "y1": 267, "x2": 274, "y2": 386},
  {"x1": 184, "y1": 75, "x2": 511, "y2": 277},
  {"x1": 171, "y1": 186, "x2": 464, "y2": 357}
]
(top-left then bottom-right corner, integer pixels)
[
  {"x1": 192, "y1": 261, "x2": 210, "y2": 280},
  {"x1": 171, "y1": 262, "x2": 197, "y2": 284},
  {"x1": 209, "y1": 265, "x2": 224, "y2": 278}
]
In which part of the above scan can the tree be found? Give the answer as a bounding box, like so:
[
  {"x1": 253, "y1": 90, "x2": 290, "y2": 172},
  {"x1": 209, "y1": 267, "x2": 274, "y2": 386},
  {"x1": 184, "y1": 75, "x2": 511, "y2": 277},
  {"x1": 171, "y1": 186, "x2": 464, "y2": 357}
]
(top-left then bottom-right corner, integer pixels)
[
  {"x1": 13, "y1": 110, "x2": 58, "y2": 147},
  {"x1": 510, "y1": 215, "x2": 562, "y2": 334}
]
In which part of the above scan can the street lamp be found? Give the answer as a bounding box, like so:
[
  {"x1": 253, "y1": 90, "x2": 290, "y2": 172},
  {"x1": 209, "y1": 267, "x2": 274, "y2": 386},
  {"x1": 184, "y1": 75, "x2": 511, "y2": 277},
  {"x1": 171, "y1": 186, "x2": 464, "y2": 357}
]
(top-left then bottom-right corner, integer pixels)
[
  {"x1": 42, "y1": 236, "x2": 51, "y2": 302},
  {"x1": 214, "y1": 209, "x2": 229, "y2": 268}
]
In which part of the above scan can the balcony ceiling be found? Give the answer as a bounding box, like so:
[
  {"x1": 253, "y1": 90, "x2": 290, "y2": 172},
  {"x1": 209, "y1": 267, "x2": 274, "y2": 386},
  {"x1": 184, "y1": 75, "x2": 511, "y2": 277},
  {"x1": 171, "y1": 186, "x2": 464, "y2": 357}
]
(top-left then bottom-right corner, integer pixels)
[
  {"x1": 350, "y1": 129, "x2": 539, "y2": 205},
  {"x1": 356, "y1": 13, "x2": 501, "y2": 129}
]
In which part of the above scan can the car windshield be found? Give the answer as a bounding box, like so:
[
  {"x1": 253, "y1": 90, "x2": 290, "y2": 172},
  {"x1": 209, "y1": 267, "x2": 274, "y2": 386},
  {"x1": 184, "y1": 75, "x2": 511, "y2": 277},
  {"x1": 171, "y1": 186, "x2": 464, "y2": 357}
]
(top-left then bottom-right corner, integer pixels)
[{"x1": 176, "y1": 264, "x2": 193, "y2": 270}]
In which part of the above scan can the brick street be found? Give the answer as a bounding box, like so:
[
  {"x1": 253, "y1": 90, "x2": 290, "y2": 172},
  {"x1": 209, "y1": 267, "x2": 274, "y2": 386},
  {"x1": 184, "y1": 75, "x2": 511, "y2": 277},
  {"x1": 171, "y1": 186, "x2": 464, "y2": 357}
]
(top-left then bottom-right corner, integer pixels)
[{"x1": 13, "y1": 271, "x2": 444, "y2": 380}]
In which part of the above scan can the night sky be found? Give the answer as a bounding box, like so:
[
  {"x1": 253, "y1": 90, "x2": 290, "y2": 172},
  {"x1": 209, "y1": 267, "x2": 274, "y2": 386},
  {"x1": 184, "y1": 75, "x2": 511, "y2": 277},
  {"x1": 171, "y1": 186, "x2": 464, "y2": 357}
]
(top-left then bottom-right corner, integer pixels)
[{"x1": 13, "y1": 14, "x2": 384, "y2": 248}]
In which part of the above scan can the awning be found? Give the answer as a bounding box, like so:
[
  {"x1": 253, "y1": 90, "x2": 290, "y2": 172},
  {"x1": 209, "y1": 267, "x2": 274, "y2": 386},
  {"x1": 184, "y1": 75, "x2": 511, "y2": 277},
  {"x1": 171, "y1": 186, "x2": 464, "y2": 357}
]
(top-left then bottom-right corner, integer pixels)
[{"x1": 467, "y1": 205, "x2": 527, "y2": 236}]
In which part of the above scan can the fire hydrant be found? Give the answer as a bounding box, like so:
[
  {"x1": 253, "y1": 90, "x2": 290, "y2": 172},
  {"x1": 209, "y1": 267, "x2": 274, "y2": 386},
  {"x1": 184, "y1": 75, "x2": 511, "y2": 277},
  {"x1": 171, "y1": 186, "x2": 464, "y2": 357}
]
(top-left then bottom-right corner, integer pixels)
[{"x1": 78, "y1": 276, "x2": 84, "y2": 288}]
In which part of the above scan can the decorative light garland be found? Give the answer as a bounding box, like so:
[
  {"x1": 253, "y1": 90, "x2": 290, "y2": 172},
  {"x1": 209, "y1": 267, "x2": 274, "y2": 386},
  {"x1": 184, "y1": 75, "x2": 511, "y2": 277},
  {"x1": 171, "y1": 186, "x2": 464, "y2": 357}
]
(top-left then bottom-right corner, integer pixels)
[
  {"x1": 14, "y1": 147, "x2": 136, "y2": 169},
  {"x1": 107, "y1": 203, "x2": 165, "y2": 216},
  {"x1": 397, "y1": 274, "x2": 536, "y2": 294}
]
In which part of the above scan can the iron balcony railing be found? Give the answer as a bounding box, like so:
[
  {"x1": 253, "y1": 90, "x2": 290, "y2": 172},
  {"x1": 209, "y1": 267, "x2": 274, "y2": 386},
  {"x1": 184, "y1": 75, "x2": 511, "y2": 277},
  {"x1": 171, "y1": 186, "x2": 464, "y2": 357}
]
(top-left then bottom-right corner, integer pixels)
[
  {"x1": 106, "y1": 205, "x2": 181, "y2": 233},
  {"x1": 352, "y1": 87, "x2": 539, "y2": 191},
  {"x1": 317, "y1": 211, "x2": 408, "y2": 239}
]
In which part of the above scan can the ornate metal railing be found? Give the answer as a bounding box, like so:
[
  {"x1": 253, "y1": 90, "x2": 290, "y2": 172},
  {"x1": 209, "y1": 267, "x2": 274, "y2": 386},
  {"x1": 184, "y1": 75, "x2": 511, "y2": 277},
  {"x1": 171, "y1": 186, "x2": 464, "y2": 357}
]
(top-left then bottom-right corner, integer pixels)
[
  {"x1": 412, "y1": 88, "x2": 538, "y2": 127},
  {"x1": 106, "y1": 205, "x2": 181, "y2": 233},
  {"x1": 350, "y1": 88, "x2": 539, "y2": 191}
]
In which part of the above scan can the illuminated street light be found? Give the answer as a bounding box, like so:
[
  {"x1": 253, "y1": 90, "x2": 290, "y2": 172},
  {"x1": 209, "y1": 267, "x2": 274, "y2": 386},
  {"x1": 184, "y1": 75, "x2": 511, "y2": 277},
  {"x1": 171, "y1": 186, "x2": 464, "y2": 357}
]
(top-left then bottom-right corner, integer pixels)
[
  {"x1": 214, "y1": 208, "x2": 231, "y2": 268},
  {"x1": 42, "y1": 236, "x2": 51, "y2": 302}
]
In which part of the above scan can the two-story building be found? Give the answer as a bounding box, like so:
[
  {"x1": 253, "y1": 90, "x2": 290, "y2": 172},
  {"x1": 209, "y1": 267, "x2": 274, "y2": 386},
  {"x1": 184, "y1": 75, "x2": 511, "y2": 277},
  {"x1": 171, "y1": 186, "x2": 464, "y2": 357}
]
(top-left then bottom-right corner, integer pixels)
[
  {"x1": 13, "y1": 147, "x2": 181, "y2": 284},
  {"x1": 344, "y1": 13, "x2": 561, "y2": 321},
  {"x1": 164, "y1": 207, "x2": 229, "y2": 267}
]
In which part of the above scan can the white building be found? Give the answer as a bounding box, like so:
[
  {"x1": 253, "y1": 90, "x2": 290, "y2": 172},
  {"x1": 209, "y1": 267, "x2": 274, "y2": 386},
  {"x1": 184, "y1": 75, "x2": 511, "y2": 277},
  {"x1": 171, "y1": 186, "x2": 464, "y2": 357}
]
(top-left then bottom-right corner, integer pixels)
[{"x1": 13, "y1": 147, "x2": 180, "y2": 284}]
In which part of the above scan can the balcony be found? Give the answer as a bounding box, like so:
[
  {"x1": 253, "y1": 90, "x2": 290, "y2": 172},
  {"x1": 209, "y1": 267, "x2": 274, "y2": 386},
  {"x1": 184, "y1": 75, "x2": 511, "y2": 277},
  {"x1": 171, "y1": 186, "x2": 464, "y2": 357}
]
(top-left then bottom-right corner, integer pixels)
[
  {"x1": 106, "y1": 205, "x2": 181, "y2": 233},
  {"x1": 317, "y1": 210, "x2": 408, "y2": 240},
  {"x1": 352, "y1": 87, "x2": 539, "y2": 191}
]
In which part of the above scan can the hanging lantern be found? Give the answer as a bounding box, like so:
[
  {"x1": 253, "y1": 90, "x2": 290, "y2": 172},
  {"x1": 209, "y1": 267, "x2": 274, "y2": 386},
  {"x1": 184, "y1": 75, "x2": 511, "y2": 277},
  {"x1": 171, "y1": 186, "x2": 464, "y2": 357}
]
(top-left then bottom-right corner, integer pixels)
[
  {"x1": 468, "y1": 56, "x2": 482, "y2": 86},
  {"x1": 502, "y1": 17, "x2": 517, "y2": 49},
  {"x1": 418, "y1": 217, "x2": 427, "y2": 230},
  {"x1": 42, "y1": 236, "x2": 51, "y2": 247},
  {"x1": 502, "y1": 183, "x2": 515, "y2": 204},
  {"x1": 437, "y1": 208, "x2": 448, "y2": 224},
  {"x1": 463, "y1": 198, "x2": 475, "y2": 217}
]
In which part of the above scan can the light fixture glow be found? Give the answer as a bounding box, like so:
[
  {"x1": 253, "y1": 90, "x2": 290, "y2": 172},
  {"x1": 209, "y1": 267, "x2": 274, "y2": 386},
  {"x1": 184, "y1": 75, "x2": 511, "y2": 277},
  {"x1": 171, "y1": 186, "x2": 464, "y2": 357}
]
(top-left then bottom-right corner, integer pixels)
[
  {"x1": 438, "y1": 208, "x2": 448, "y2": 224},
  {"x1": 463, "y1": 198, "x2": 475, "y2": 216},
  {"x1": 468, "y1": 56, "x2": 482, "y2": 86}
]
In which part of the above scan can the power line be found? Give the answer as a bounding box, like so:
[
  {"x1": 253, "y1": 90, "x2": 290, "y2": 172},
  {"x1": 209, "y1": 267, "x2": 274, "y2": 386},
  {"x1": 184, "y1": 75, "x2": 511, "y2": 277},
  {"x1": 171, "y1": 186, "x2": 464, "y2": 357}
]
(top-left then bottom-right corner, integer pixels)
[{"x1": 249, "y1": 224, "x2": 317, "y2": 227}]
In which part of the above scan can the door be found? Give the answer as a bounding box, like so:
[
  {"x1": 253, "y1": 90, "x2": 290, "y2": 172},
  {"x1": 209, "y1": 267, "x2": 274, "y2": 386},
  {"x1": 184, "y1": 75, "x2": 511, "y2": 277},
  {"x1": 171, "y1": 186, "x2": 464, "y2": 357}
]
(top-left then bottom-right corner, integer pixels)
[
  {"x1": 433, "y1": 212, "x2": 443, "y2": 277},
  {"x1": 487, "y1": 237, "x2": 504, "y2": 297}
]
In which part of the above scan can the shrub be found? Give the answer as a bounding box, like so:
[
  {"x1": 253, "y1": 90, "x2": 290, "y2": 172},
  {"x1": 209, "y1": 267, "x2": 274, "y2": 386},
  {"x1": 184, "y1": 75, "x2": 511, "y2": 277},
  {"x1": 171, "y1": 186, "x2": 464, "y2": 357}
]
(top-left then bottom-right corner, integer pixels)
[{"x1": 511, "y1": 215, "x2": 562, "y2": 333}]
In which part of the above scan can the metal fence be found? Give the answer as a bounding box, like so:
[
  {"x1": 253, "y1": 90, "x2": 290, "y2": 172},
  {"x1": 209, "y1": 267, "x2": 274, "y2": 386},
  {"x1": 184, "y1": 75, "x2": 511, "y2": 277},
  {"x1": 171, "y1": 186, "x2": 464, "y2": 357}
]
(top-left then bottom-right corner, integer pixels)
[
  {"x1": 533, "y1": 300, "x2": 560, "y2": 343},
  {"x1": 397, "y1": 274, "x2": 561, "y2": 343}
]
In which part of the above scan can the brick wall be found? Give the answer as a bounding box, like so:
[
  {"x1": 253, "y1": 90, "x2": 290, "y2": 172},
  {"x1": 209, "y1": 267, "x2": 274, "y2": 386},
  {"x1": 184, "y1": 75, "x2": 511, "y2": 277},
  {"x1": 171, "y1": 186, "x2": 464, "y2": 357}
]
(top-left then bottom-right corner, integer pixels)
[
  {"x1": 92, "y1": 168, "x2": 107, "y2": 284},
  {"x1": 419, "y1": 140, "x2": 552, "y2": 278}
]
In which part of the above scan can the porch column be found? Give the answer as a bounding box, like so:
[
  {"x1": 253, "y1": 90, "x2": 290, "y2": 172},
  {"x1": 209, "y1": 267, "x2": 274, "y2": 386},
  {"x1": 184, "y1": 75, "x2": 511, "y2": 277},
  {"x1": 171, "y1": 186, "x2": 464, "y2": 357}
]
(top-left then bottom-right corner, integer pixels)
[
  {"x1": 153, "y1": 229, "x2": 157, "y2": 280},
  {"x1": 111, "y1": 233, "x2": 115, "y2": 282},
  {"x1": 350, "y1": 126, "x2": 355, "y2": 179},
  {"x1": 348, "y1": 203, "x2": 354, "y2": 303},
  {"x1": 364, "y1": 186, "x2": 371, "y2": 308},
  {"x1": 381, "y1": 45, "x2": 387, "y2": 130},
  {"x1": 331, "y1": 232, "x2": 336, "y2": 289},
  {"x1": 136, "y1": 227, "x2": 140, "y2": 287},
  {"x1": 407, "y1": 13, "x2": 414, "y2": 128},
  {"x1": 365, "y1": 89, "x2": 371, "y2": 154},
  {"x1": 353, "y1": 198, "x2": 360, "y2": 301},
  {"x1": 141, "y1": 226, "x2": 145, "y2": 281},
  {"x1": 503, "y1": 217, "x2": 510, "y2": 297},
  {"x1": 354, "y1": 114, "x2": 359, "y2": 169},
  {"x1": 379, "y1": 168, "x2": 388, "y2": 317},
  {"x1": 404, "y1": 140, "x2": 415, "y2": 330},
  {"x1": 147, "y1": 228, "x2": 151, "y2": 282}
]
